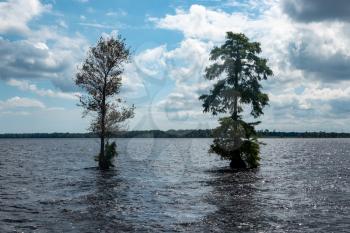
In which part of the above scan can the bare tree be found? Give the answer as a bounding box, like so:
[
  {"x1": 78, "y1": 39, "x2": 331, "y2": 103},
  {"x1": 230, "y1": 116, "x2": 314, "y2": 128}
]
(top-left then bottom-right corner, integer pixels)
[{"x1": 76, "y1": 36, "x2": 135, "y2": 170}]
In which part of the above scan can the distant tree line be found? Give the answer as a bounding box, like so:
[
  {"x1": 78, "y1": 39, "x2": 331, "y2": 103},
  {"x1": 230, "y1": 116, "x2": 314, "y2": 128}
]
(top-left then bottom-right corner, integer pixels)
[
  {"x1": 257, "y1": 130, "x2": 350, "y2": 138},
  {"x1": 1, "y1": 130, "x2": 350, "y2": 138}
]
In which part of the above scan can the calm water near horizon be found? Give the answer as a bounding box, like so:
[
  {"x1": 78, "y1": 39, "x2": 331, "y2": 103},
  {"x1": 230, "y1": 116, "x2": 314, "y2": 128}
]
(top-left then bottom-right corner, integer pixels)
[{"x1": 0, "y1": 138, "x2": 349, "y2": 232}]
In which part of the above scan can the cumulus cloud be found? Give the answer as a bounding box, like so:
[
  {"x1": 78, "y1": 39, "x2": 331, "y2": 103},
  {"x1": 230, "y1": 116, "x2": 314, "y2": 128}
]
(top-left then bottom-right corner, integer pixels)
[
  {"x1": 118, "y1": 62, "x2": 148, "y2": 103},
  {"x1": 151, "y1": 2, "x2": 350, "y2": 85},
  {"x1": 134, "y1": 38, "x2": 210, "y2": 83},
  {"x1": 7, "y1": 79, "x2": 79, "y2": 100},
  {"x1": 118, "y1": 36, "x2": 216, "y2": 128},
  {"x1": 134, "y1": 45, "x2": 168, "y2": 79},
  {"x1": 147, "y1": 1, "x2": 350, "y2": 130},
  {"x1": 262, "y1": 85, "x2": 350, "y2": 131},
  {"x1": 0, "y1": 95, "x2": 68, "y2": 120},
  {"x1": 157, "y1": 82, "x2": 213, "y2": 121},
  {"x1": 280, "y1": 0, "x2": 350, "y2": 94},
  {"x1": 0, "y1": 39, "x2": 66, "y2": 79},
  {"x1": 0, "y1": 0, "x2": 51, "y2": 35},
  {"x1": 0, "y1": 96, "x2": 45, "y2": 110},
  {"x1": 288, "y1": 23, "x2": 350, "y2": 82},
  {"x1": 150, "y1": 3, "x2": 294, "y2": 83},
  {"x1": 2, "y1": 0, "x2": 350, "y2": 131},
  {"x1": 282, "y1": 0, "x2": 350, "y2": 22},
  {"x1": 0, "y1": 0, "x2": 89, "y2": 92},
  {"x1": 149, "y1": 3, "x2": 287, "y2": 123},
  {"x1": 0, "y1": 30, "x2": 89, "y2": 91},
  {"x1": 150, "y1": 4, "x2": 245, "y2": 41},
  {"x1": 79, "y1": 22, "x2": 116, "y2": 29},
  {"x1": 131, "y1": 38, "x2": 213, "y2": 123}
]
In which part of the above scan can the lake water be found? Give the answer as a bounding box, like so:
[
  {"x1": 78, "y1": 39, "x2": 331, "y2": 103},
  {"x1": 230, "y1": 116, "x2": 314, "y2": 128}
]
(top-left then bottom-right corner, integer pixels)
[{"x1": 0, "y1": 138, "x2": 349, "y2": 232}]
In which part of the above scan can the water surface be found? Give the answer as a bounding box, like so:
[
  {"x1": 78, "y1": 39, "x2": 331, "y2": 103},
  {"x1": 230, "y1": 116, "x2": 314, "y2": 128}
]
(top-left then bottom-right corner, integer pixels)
[{"x1": 0, "y1": 138, "x2": 349, "y2": 232}]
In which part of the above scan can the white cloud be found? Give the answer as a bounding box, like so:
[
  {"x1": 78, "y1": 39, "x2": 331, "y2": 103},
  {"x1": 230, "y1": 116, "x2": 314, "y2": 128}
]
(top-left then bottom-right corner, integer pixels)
[
  {"x1": 157, "y1": 82, "x2": 213, "y2": 121},
  {"x1": 150, "y1": 5, "x2": 231, "y2": 41},
  {"x1": 120, "y1": 38, "x2": 217, "y2": 129},
  {"x1": 146, "y1": 1, "x2": 350, "y2": 130},
  {"x1": 282, "y1": 0, "x2": 350, "y2": 22},
  {"x1": 134, "y1": 38, "x2": 211, "y2": 83},
  {"x1": 121, "y1": 63, "x2": 147, "y2": 97},
  {"x1": 0, "y1": 95, "x2": 69, "y2": 120},
  {"x1": 7, "y1": 79, "x2": 79, "y2": 100},
  {"x1": 79, "y1": 22, "x2": 115, "y2": 29},
  {"x1": 134, "y1": 45, "x2": 168, "y2": 78},
  {"x1": 150, "y1": 4, "x2": 277, "y2": 42},
  {"x1": 57, "y1": 19, "x2": 68, "y2": 28},
  {"x1": 0, "y1": 0, "x2": 90, "y2": 126},
  {"x1": 0, "y1": 28, "x2": 89, "y2": 91},
  {"x1": 0, "y1": 96, "x2": 45, "y2": 110},
  {"x1": 131, "y1": 38, "x2": 213, "y2": 119},
  {"x1": 106, "y1": 9, "x2": 127, "y2": 17},
  {"x1": 0, "y1": 0, "x2": 51, "y2": 34},
  {"x1": 2, "y1": 0, "x2": 350, "y2": 131}
]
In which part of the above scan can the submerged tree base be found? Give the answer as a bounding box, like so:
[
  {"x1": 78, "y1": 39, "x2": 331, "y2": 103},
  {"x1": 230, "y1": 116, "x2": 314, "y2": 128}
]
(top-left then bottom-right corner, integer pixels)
[
  {"x1": 211, "y1": 144, "x2": 247, "y2": 169},
  {"x1": 209, "y1": 117, "x2": 261, "y2": 169},
  {"x1": 230, "y1": 154, "x2": 247, "y2": 169},
  {"x1": 98, "y1": 159, "x2": 110, "y2": 170},
  {"x1": 211, "y1": 142, "x2": 245, "y2": 168},
  {"x1": 96, "y1": 142, "x2": 118, "y2": 170},
  {"x1": 210, "y1": 137, "x2": 260, "y2": 169}
]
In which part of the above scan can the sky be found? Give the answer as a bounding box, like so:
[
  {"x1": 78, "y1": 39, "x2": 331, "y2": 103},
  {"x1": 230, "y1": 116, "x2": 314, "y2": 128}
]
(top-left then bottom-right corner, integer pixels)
[{"x1": 1, "y1": 0, "x2": 350, "y2": 133}]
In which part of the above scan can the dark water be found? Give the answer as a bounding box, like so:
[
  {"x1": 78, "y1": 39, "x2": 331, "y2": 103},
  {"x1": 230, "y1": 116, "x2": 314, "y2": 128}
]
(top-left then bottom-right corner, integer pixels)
[{"x1": 0, "y1": 138, "x2": 349, "y2": 232}]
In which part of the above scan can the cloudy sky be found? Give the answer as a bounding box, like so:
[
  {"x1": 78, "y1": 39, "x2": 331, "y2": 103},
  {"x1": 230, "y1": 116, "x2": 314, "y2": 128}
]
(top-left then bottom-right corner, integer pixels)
[{"x1": 1, "y1": 0, "x2": 350, "y2": 133}]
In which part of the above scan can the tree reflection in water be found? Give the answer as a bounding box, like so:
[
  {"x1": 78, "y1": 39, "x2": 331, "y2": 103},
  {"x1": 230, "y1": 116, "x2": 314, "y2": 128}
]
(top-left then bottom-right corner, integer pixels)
[{"x1": 181, "y1": 168, "x2": 268, "y2": 232}]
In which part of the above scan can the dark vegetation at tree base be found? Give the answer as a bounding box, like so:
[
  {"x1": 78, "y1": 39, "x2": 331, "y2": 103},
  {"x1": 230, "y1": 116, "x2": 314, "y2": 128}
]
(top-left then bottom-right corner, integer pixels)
[
  {"x1": 94, "y1": 142, "x2": 117, "y2": 168},
  {"x1": 1, "y1": 130, "x2": 350, "y2": 138}
]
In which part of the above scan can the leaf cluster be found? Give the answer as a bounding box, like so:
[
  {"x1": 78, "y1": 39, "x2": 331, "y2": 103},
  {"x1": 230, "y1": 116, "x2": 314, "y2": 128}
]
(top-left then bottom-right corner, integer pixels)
[
  {"x1": 210, "y1": 117, "x2": 261, "y2": 168},
  {"x1": 199, "y1": 32, "x2": 272, "y2": 118},
  {"x1": 75, "y1": 36, "x2": 134, "y2": 136},
  {"x1": 95, "y1": 141, "x2": 118, "y2": 168}
]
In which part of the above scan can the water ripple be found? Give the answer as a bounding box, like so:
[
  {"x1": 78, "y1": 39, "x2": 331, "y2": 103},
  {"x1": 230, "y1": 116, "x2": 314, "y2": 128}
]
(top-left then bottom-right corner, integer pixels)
[{"x1": 0, "y1": 138, "x2": 349, "y2": 232}]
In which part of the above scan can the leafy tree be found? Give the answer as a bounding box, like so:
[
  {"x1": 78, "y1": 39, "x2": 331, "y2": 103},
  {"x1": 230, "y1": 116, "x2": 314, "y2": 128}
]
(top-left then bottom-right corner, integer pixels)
[
  {"x1": 200, "y1": 32, "x2": 273, "y2": 169},
  {"x1": 76, "y1": 36, "x2": 135, "y2": 170}
]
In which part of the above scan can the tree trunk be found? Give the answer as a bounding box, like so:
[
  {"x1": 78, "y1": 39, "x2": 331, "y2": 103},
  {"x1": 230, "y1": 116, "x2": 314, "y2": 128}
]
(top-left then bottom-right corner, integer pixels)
[
  {"x1": 230, "y1": 67, "x2": 246, "y2": 169},
  {"x1": 232, "y1": 70, "x2": 240, "y2": 151},
  {"x1": 230, "y1": 150, "x2": 246, "y2": 169},
  {"x1": 233, "y1": 93, "x2": 238, "y2": 121},
  {"x1": 99, "y1": 74, "x2": 109, "y2": 170},
  {"x1": 99, "y1": 135, "x2": 109, "y2": 170}
]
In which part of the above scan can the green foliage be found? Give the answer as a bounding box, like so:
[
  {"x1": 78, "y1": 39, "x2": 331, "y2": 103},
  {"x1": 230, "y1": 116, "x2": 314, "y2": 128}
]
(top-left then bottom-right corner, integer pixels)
[
  {"x1": 200, "y1": 32, "x2": 273, "y2": 169},
  {"x1": 209, "y1": 117, "x2": 261, "y2": 168},
  {"x1": 199, "y1": 32, "x2": 273, "y2": 118},
  {"x1": 105, "y1": 142, "x2": 117, "y2": 167},
  {"x1": 240, "y1": 139, "x2": 260, "y2": 168},
  {"x1": 76, "y1": 36, "x2": 135, "y2": 138}
]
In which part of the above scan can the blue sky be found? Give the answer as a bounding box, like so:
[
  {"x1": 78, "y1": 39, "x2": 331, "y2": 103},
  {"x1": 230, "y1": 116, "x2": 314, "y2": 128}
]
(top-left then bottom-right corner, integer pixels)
[{"x1": 1, "y1": 0, "x2": 350, "y2": 133}]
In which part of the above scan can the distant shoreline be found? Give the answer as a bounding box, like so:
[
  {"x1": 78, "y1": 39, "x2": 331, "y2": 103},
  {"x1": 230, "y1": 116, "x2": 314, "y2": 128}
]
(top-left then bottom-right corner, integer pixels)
[{"x1": 1, "y1": 130, "x2": 350, "y2": 138}]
